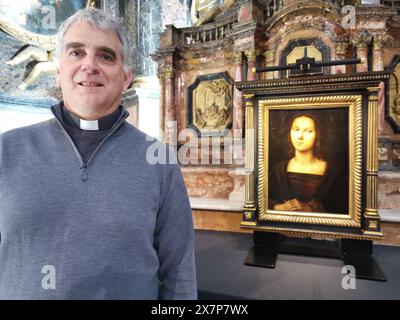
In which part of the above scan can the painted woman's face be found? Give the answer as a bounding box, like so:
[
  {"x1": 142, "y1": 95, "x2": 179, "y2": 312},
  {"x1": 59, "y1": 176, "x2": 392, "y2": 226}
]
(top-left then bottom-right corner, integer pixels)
[{"x1": 290, "y1": 116, "x2": 317, "y2": 153}]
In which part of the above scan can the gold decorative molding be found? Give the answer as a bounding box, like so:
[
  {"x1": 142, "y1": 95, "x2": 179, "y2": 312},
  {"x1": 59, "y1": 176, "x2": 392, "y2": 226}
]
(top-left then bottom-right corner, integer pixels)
[
  {"x1": 164, "y1": 67, "x2": 174, "y2": 79},
  {"x1": 240, "y1": 225, "x2": 383, "y2": 241},
  {"x1": 0, "y1": 19, "x2": 55, "y2": 51},
  {"x1": 243, "y1": 94, "x2": 256, "y2": 212},
  {"x1": 243, "y1": 93, "x2": 255, "y2": 102},
  {"x1": 263, "y1": 49, "x2": 275, "y2": 62},
  {"x1": 236, "y1": 73, "x2": 391, "y2": 91},
  {"x1": 365, "y1": 89, "x2": 379, "y2": 220},
  {"x1": 234, "y1": 51, "x2": 243, "y2": 64},
  {"x1": 257, "y1": 99, "x2": 266, "y2": 219},
  {"x1": 157, "y1": 68, "x2": 165, "y2": 80},
  {"x1": 257, "y1": 95, "x2": 363, "y2": 228},
  {"x1": 335, "y1": 41, "x2": 349, "y2": 56},
  {"x1": 244, "y1": 49, "x2": 259, "y2": 62},
  {"x1": 351, "y1": 32, "x2": 372, "y2": 49},
  {"x1": 373, "y1": 34, "x2": 393, "y2": 50}
]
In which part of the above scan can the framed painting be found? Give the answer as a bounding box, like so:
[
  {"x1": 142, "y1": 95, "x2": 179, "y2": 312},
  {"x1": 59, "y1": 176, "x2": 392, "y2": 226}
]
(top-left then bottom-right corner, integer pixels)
[{"x1": 258, "y1": 96, "x2": 360, "y2": 228}]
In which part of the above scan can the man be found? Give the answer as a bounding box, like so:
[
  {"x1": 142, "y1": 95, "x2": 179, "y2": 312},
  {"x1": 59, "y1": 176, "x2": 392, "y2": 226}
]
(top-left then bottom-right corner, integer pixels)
[{"x1": 0, "y1": 8, "x2": 197, "y2": 299}]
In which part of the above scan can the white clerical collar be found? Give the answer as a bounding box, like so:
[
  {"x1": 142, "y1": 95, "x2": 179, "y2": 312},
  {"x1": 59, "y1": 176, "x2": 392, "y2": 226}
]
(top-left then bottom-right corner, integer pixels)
[
  {"x1": 62, "y1": 104, "x2": 122, "y2": 131},
  {"x1": 79, "y1": 119, "x2": 99, "y2": 131}
]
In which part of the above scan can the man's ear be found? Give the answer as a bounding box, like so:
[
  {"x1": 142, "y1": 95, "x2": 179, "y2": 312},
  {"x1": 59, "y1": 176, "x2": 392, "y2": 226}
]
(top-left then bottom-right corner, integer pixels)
[{"x1": 123, "y1": 68, "x2": 134, "y2": 91}]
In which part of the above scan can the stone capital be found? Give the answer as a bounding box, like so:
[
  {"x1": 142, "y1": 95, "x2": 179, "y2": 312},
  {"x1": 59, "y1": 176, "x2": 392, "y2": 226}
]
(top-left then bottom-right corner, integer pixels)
[
  {"x1": 234, "y1": 51, "x2": 243, "y2": 64},
  {"x1": 263, "y1": 49, "x2": 276, "y2": 61},
  {"x1": 164, "y1": 67, "x2": 174, "y2": 79},
  {"x1": 157, "y1": 68, "x2": 165, "y2": 80},
  {"x1": 244, "y1": 49, "x2": 259, "y2": 62},
  {"x1": 351, "y1": 32, "x2": 372, "y2": 49},
  {"x1": 372, "y1": 34, "x2": 393, "y2": 50}
]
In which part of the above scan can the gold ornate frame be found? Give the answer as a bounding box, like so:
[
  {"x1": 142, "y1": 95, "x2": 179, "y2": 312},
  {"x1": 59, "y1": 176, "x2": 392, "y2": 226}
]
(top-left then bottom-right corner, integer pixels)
[
  {"x1": 237, "y1": 71, "x2": 389, "y2": 241},
  {"x1": 257, "y1": 95, "x2": 362, "y2": 227}
]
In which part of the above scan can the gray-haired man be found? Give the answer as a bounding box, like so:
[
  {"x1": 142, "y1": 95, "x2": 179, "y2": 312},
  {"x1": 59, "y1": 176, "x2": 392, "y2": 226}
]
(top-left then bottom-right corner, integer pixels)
[{"x1": 0, "y1": 8, "x2": 197, "y2": 299}]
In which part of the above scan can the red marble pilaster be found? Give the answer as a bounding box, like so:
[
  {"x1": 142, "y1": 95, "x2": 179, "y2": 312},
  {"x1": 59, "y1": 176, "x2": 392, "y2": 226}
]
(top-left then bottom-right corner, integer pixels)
[
  {"x1": 245, "y1": 49, "x2": 258, "y2": 81},
  {"x1": 233, "y1": 52, "x2": 244, "y2": 130},
  {"x1": 164, "y1": 67, "x2": 175, "y2": 146}
]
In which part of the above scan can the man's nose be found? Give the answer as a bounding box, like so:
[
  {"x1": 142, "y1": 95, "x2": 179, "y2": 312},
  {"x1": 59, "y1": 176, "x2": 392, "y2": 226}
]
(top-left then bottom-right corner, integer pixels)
[{"x1": 80, "y1": 54, "x2": 99, "y2": 74}]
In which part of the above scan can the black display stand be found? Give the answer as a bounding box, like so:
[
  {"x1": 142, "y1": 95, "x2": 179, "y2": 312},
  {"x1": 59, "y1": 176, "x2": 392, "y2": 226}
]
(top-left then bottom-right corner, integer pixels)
[{"x1": 245, "y1": 231, "x2": 387, "y2": 282}]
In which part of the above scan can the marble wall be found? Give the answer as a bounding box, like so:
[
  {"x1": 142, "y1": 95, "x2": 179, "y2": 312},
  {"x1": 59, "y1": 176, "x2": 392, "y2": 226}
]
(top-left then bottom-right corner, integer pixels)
[
  {"x1": 161, "y1": 0, "x2": 191, "y2": 28},
  {"x1": 136, "y1": 0, "x2": 191, "y2": 77},
  {"x1": 136, "y1": 0, "x2": 163, "y2": 76}
]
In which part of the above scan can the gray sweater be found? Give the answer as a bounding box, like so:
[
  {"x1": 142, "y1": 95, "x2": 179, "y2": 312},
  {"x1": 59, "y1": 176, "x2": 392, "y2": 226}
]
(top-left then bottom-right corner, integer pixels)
[{"x1": 0, "y1": 104, "x2": 197, "y2": 299}]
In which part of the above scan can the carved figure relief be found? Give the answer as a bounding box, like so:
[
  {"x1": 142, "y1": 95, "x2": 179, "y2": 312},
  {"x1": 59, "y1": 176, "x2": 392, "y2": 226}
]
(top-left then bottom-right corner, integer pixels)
[
  {"x1": 6, "y1": 46, "x2": 56, "y2": 90},
  {"x1": 188, "y1": 73, "x2": 233, "y2": 135}
]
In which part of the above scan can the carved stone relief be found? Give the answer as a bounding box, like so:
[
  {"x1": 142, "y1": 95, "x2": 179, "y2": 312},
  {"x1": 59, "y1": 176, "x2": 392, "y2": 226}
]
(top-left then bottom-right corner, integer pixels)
[{"x1": 188, "y1": 72, "x2": 233, "y2": 135}]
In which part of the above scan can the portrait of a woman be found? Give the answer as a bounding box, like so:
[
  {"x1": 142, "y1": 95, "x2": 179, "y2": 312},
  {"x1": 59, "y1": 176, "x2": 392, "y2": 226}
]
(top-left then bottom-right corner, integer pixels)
[{"x1": 269, "y1": 112, "x2": 347, "y2": 214}]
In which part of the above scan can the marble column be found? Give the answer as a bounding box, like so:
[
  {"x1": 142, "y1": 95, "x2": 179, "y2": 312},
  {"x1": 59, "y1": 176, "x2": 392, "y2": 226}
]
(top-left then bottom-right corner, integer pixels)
[
  {"x1": 245, "y1": 49, "x2": 258, "y2": 81},
  {"x1": 137, "y1": 0, "x2": 163, "y2": 77},
  {"x1": 232, "y1": 51, "x2": 245, "y2": 167},
  {"x1": 364, "y1": 88, "x2": 382, "y2": 235},
  {"x1": 157, "y1": 68, "x2": 166, "y2": 141},
  {"x1": 334, "y1": 41, "x2": 348, "y2": 74},
  {"x1": 122, "y1": 88, "x2": 139, "y2": 128},
  {"x1": 373, "y1": 35, "x2": 391, "y2": 136},
  {"x1": 263, "y1": 49, "x2": 276, "y2": 80},
  {"x1": 102, "y1": 0, "x2": 121, "y2": 19},
  {"x1": 164, "y1": 67, "x2": 176, "y2": 146},
  {"x1": 122, "y1": 0, "x2": 137, "y2": 71},
  {"x1": 242, "y1": 94, "x2": 256, "y2": 226},
  {"x1": 233, "y1": 52, "x2": 244, "y2": 130},
  {"x1": 351, "y1": 33, "x2": 371, "y2": 73}
]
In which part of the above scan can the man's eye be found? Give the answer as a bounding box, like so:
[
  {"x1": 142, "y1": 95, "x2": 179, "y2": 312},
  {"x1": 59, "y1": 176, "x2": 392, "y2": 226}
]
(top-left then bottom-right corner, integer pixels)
[
  {"x1": 69, "y1": 50, "x2": 84, "y2": 57},
  {"x1": 100, "y1": 54, "x2": 114, "y2": 62}
]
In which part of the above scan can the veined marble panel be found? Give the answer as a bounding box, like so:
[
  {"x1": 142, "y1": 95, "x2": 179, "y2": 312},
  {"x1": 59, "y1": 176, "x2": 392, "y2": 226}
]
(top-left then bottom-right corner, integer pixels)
[
  {"x1": 137, "y1": 0, "x2": 162, "y2": 76},
  {"x1": 161, "y1": 0, "x2": 191, "y2": 28}
]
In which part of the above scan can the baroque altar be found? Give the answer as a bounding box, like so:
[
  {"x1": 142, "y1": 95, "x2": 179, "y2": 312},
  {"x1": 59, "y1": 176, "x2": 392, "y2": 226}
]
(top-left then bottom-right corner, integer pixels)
[{"x1": 153, "y1": 0, "x2": 400, "y2": 217}]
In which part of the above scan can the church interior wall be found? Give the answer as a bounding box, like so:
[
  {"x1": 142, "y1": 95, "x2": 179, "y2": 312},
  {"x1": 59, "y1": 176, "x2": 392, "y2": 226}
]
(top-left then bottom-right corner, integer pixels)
[{"x1": 0, "y1": 0, "x2": 400, "y2": 245}]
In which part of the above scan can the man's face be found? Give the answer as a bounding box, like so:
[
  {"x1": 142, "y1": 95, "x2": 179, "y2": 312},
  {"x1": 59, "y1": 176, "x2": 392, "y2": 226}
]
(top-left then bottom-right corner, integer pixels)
[{"x1": 56, "y1": 22, "x2": 132, "y2": 119}]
